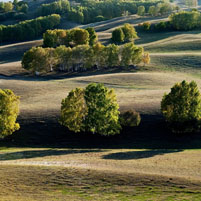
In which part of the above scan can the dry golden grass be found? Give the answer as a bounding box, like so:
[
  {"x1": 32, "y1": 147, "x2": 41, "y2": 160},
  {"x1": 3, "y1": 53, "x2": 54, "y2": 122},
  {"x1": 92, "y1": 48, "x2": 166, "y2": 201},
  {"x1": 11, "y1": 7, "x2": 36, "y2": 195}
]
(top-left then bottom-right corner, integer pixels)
[{"x1": 0, "y1": 148, "x2": 201, "y2": 180}]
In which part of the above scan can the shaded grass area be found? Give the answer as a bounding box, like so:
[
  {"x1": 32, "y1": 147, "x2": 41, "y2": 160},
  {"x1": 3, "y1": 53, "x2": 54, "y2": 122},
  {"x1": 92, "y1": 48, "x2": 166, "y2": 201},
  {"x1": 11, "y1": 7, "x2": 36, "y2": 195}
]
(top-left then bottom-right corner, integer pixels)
[
  {"x1": 1, "y1": 115, "x2": 201, "y2": 149},
  {"x1": 149, "y1": 55, "x2": 201, "y2": 77},
  {"x1": 0, "y1": 165, "x2": 201, "y2": 201}
]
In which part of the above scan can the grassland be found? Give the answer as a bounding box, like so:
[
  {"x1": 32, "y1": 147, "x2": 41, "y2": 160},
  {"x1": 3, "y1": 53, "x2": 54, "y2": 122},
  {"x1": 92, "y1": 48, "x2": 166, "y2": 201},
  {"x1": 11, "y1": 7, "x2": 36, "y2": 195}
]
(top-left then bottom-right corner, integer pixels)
[{"x1": 1, "y1": 14, "x2": 201, "y2": 200}]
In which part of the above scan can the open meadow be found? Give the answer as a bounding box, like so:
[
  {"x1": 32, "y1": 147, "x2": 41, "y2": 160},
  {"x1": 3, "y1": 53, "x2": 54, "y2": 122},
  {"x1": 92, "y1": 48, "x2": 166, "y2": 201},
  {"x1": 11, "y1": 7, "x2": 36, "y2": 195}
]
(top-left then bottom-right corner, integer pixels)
[{"x1": 1, "y1": 9, "x2": 201, "y2": 200}]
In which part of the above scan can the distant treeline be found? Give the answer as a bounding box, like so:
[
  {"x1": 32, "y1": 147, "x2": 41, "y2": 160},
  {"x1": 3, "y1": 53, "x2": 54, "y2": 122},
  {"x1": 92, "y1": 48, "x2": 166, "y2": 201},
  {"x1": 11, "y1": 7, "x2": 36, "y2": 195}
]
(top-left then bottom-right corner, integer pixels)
[
  {"x1": 22, "y1": 42, "x2": 145, "y2": 73},
  {"x1": 141, "y1": 10, "x2": 201, "y2": 32},
  {"x1": 0, "y1": 14, "x2": 61, "y2": 43},
  {"x1": 36, "y1": 0, "x2": 167, "y2": 24},
  {"x1": 43, "y1": 27, "x2": 98, "y2": 48}
]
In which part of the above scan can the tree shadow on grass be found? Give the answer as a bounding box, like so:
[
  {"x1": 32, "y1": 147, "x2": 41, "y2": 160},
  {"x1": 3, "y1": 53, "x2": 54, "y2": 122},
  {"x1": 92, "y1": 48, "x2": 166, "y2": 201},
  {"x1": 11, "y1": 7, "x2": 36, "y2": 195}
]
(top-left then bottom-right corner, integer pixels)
[
  {"x1": 0, "y1": 149, "x2": 103, "y2": 161},
  {"x1": 102, "y1": 149, "x2": 183, "y2": 160}
]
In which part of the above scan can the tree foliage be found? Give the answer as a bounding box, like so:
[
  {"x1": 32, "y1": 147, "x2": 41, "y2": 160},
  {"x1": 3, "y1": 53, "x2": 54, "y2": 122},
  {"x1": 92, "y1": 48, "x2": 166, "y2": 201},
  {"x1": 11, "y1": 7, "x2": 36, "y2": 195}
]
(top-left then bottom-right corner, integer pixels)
[
  {"x1": 60, "y1": 88, "x2": 87, "y2": 133},
  {"x1": 43, "y1": 28, "x2": 91, "y2": 48},
  {"x1": 112, "y1": 23, "x2": 137, "y2": 43},
  {"x1": 112, "y1": 28, "x2": 125, "y2": 43},
  {"x1": 22, "y1": 42, "x2": 144, "y2": 73},
  {"x1": 161, "y1": 80, "x2": 201, "y2": 133},
  {"x1": 0, "y1": 89, "x2": 20, "y2": 138},
  {"x1": 60, "y1": 83, "x2": 121, "y2": 135},
  {"x1": 84, "y1": 83, "x2": 121, "y2": 135}
]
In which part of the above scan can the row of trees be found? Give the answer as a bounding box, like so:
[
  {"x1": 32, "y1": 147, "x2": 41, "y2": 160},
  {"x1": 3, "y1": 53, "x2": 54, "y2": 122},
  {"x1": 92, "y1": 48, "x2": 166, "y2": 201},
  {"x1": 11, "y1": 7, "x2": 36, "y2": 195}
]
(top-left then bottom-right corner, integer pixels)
[
  {"x1": 22, "y1": 42, "x2": 146, "y2": 73},
  {"x1": 0, "y1": 14, "x2": 61, "y2": 43},
  {"x1": 43, "y1": 27, "x2": 98, "y2": 48},
  {"x1": 36, "y1": 0, "x2": 167, "y2": 24},
  {"x1": 112, "y1": 23, "x2": 138, "y2": 43},
  {"x1": 2, "y1": 80, "x2": 201, "y2": 138}
]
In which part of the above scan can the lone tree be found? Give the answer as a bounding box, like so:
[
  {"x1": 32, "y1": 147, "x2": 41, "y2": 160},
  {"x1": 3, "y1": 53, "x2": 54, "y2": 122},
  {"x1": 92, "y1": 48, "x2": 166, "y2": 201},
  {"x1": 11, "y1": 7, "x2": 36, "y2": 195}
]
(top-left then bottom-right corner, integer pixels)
[
  {"x1": 0, "y1": 89, "x2": 20, "y2": 138},
  {"x1": 111, "y1": 28, "x2": 125, "y2": 43},
  {"x1": 60, "y1": 83, "x2": 121, "y2": 135},
  {"x1": 161, "y1": 80, "x2": 201, "y2": 133}
]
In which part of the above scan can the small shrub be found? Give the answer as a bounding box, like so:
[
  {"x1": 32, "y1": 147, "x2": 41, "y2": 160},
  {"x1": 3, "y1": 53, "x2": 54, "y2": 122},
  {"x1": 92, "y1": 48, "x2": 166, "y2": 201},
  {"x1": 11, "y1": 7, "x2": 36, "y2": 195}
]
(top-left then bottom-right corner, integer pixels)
[
  {"x1": 120, "y1": 110, "x2": 141, "y2": 127},
  {"x1": 0, "y1": 89, "x2": 20, "y2": 138},
  {"x1": 142, "y1": 22, "x2": 151, "y2": 31},
  {"x1": 112, "y1": 28, "x2": 125, "y2": 43},
  {"x1": 161, "y1": 80, "x2": 201, "y2": 133}
]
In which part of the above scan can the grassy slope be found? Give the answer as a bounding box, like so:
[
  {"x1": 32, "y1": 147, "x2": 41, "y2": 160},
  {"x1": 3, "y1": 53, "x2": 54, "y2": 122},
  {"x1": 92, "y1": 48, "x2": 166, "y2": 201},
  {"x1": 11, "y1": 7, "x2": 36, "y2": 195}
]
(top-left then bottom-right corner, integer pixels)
[
  {"x1": 1, "y1": 164, "x2": 201, "y2": 201},
  {"x1": 1, "y1": 14, "x2": 201, "y2": 200}
]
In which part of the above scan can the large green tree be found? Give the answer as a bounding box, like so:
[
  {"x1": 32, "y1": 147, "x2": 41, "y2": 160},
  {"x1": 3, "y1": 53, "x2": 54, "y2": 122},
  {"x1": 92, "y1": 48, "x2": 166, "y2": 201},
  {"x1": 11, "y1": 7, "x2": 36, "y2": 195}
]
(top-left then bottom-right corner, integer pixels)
[
  {"x1": 60, "y1": 88, "x2": 87, "y2": 132},
  {"x1": 161, "y1": 80, "x2": 201, "y2": 133},
  {"x1": 84, "y1": 83, "x2": 121, "y2": 135},
  {"x1": 0, "y1": 89, "x2": 20, "y2": 138}
]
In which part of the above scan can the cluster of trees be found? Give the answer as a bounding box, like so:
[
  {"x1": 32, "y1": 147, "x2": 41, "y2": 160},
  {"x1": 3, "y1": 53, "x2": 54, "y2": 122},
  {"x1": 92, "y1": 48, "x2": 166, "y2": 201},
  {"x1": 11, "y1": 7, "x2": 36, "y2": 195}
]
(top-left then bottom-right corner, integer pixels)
[
  {"x1": 184, "y1": 0, "x2": 198, "y2": 7},
  {"x1": 0, "y1": 0, "x2": 28, "y2": 22},
  {"x1": 60, "y1": 83, "x2": 121, "y2": 135},
  {"x1": 0, "y1": 14, "x2": 61, "y2": 43},
  {"x1": 36, "y1": 0, "x2": 168, "y2": 24},
  {"x1": 22, "y1": 42, "x2": 146, "y2": 73},
  {"x1": 111, "y1": 23, "x2": 138, "y2": 43},
  {"x1": 43, "y1": 27, "x2": 97, "y2": 48}
]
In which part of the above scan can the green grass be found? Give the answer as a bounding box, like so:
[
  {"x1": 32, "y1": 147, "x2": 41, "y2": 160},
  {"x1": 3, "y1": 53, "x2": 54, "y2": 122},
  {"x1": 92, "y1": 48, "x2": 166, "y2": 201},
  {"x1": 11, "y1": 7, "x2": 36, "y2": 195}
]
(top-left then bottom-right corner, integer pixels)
[{"x1": 0, "y1": 164, "x2": 200, "y2": 201}]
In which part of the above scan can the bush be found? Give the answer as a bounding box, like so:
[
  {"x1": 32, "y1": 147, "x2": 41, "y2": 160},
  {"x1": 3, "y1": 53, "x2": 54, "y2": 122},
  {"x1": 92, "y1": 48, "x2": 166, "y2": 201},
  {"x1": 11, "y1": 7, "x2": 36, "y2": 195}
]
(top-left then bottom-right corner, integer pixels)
[
  {"x1": 120, "y1": 110, "x2": 141, "y2": 127},
  {"x1": 0, "y1": 89, "x2": 20, "y2": 138},
  {"x1": 112, "y1": 28, "x2": 125, "y2": 43},
  {"x1": 161, "y1": 80, "x2": 201, "y2": 133}
]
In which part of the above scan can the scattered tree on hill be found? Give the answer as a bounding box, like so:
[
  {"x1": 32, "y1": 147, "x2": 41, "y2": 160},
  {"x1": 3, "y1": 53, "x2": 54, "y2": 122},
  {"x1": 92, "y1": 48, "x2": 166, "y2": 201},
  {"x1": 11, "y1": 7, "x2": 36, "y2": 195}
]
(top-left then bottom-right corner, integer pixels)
[
  {"x1": 161, "y1": 80, "x2": 201, "y2": 133},
  {"x1": 0, "y1": 89, "x2": 20, "y2": 138},
  {"x1": 85, "y1": 27, "x2": 98, "y2": 46},
  {"x1": 112, "y1": 23, "x2": 137, "y2": 43},
  {"x1": 60, "y1": 83, "x2": 121, "y2": 135},
  {"x1": 121, "y1": 42, "x2": 143, "y2": 66},
  {"x1": 137, "y1": 6, "x2": 145, "y2": 16},
  {"x1": 84, "y1": 83, "x2": 121, "y2": 135},
  {"x1": 60, "y1": 88, "x2": 87, "y2": 132},
  {"x1": 122, "y1": 23, "x2": 138, "y2": 42},
  {"x1": 112, "y1": 28, "x2": 125, "y2": 43},
  {"x1": 21, "y1": 47, "x2": 49, "y2": 74},
  {"x1": 142, "y1": 22, "x2": 151, "y2": 31},
  {"x1": 142, "y1": 52, "x2": 150, "y2": 66}
]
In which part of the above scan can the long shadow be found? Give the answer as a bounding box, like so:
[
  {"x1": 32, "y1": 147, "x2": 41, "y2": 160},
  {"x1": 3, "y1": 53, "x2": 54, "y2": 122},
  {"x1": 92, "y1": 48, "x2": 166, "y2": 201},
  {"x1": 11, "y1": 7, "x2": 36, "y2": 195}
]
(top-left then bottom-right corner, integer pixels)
[
  {"x1": 0, "y1": 149, "x2": 103, "y2": 161},
  {"x1": 102, "y1": 149, "x2": 182, "y2": 160},
  {"x1": 1, "y1": 114, "x2": 201, "y2": 149}
]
